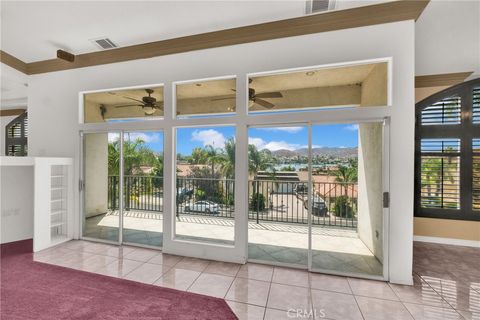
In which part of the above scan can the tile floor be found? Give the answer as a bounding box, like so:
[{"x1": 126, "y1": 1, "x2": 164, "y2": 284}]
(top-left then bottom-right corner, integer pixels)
[
  {"x1": 33, "y1": 240, "x2": 479, "y2": 320},
  {"x1": 84, "y1": 210, "x2": 383, "y2": 276}
]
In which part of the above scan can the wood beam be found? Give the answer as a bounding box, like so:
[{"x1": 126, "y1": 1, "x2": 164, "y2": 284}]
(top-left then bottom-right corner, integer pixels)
[
  {"x1": 0, "y1": 109, "x2": 26, "y2": 117},
  {"x1": 0, "y1": 51, "x2": 28, "y2": 74},
  {"x1": 415, "y1": 72, "x2": 474, "y2": 88},
  {"x1": 1, "y1": 0, "x2": 429, "y2": 75}
]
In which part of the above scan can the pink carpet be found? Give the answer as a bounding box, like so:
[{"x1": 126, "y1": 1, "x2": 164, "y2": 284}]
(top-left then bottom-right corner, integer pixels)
[{"x1": 1, "y1": 240, "x2": 237, "y2": 320}]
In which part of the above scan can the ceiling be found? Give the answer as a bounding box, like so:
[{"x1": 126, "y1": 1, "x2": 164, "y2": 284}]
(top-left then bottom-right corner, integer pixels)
[
  {"x1": 0, "y1": 1, "x2": 305, "y2": 63},
  {"x1": 1, "y1": 0, "x2": 478, "y2": 106}
]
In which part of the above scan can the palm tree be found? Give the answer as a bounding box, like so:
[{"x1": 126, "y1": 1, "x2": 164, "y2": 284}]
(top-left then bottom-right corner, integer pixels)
[
  {"x1": 189, "y1": 147, "x2": 208, "y2": 164},
  {"x1": 204, "y1": 145, "x2": 224, "y2": 176},
  {"x1": 248, "y1": 144, "x2": 272, "y2": 176},
  {"x1": 334, "y1": 165, "x2": 358, "y2": 195},
  {"x1": 220, "y1": 138, "x2": 235, "y2": 179}
]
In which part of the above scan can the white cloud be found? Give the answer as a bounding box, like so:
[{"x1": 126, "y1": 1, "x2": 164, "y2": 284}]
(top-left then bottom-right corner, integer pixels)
[
  {"x1": 191, "y1": 129, "x2": 226, "y2": 148},
  {"x1": 249, "y1": 137, "x2": 306, "y2": 151},
  {"x1": 248, "y1": 137, "x2": 266, "y2": 149},
  {"x1": 108, "y1": 132, "x2": 161, "y2": 143},
  {"x1": 258, "y1": 126, "x2": 304, "y2": 133},
  {"x1": 345, "y1": 124, "x2": 359, "y2": 131},
  {"x1": 126, "y1": 132, "x2": 161, "y2": 143}
]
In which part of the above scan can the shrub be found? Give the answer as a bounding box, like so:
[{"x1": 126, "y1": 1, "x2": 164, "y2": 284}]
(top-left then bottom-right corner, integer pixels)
[
  {"x1": 249, "y1": 192, "x2": 266, "y2": 211},
  {"x1": 195, "y1": 189, "x2": 206, "y2": 200},
  {"x1": 334, "y1": 195, "x2": 355, "y2": 218}
]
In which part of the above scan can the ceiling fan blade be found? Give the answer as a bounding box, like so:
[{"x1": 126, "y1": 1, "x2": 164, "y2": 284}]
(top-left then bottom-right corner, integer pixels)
[
  {"x1": 255, "y1": 91, "x2": 283, "y2": 99},
  {"x1": 254, "y1": 98, "x2": 275, "y2": 109},
  {"x1": 115, "y1": 104, "x2": 143, "y2": 108},
  {"x1": 211, "y1": 96, "x2": 235, "y2": 101},
  {"x1": 121, "y1": 96, "x2": 144, "y2": 103},
  {"x1": 154, "y1": 102, "x2": 164, "y2": 110}
]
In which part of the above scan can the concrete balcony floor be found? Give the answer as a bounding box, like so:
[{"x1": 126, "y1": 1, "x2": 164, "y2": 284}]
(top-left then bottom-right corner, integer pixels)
[{"x1": 84, "y1": 210, "x2": 383, "y2": 277}]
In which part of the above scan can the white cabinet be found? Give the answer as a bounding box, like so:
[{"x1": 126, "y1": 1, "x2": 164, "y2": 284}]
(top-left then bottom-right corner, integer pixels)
[{"x1": 0, "y1": 157, "x2": 74, "y2": 251}]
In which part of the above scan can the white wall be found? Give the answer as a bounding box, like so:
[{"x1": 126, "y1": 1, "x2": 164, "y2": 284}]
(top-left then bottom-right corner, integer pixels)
[
  {"x1": 26, "y1": 20, "x2": 415, "y2": 284},
  {"x1": 84, "y1": 133, "x2": 108, "y2": 217},
  {"x1": 0, "y1": 166, "x2": 34, "y2": 243},
  {"x1": 415, "y1": 0, "x2": 480, "y2": 78}
]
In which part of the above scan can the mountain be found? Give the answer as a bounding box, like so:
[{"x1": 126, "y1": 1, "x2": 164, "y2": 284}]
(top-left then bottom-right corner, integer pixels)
[{"x1": 271, "y1": 147, "x2": 357, "y2": 158}]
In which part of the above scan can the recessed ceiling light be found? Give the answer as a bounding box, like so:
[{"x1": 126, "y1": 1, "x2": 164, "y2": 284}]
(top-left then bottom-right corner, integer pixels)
[{"x1": 306, "y1": 71, "x2": 315, "y2": 76}]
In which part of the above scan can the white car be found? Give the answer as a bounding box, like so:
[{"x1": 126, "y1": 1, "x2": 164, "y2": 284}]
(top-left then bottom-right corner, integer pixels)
[{"x1": 185, "y1": 200, "x2": 220, "y2": 214}]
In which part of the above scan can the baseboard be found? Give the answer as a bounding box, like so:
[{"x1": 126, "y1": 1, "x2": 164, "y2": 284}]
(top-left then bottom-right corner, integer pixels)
[{"x1": 414, "y1": 235, "x2": 480, "y2": 248}]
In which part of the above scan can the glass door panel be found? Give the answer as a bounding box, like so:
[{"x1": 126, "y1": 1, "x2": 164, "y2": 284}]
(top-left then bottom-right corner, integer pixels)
[
  {"x1": 174, "y1": 126, "x2": 236, "y2": 245},
  {"x1": 122, "y1": 131, "x2": 164, "y2": 247},
  {"x1": 247, "y1": 125, "x2": 309, "y2": 267},
  {"x1": 309, "y1": 123, "x2": 385, "y2": 277},
  {"x1": 82, "y1": 132, "x2": 120, "y2": 242}
]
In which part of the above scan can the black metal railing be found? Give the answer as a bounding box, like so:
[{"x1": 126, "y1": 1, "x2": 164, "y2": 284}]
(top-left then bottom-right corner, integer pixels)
[
  {"x1": 108, "y1": 176, "x2": 357, "y2": 228},
  {"x1": 248, "y1": 179, "x2": 357, "y2": 228}
]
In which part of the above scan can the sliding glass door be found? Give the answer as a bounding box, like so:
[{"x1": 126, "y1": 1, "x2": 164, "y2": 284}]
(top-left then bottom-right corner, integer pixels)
[
  {"x1": 245, "y1": 122, "x2": 388, "y2": 278},
  {"x1": 309, "y1": 122, "x2": 387, "y2": 278},
  {"x1": 82, "y1": 130, "x2": 164, "y2": 248},
  {"x1": 122, "y1": 131, "x2": 164, "y2": 247},
  {"x1": 247, "y1": 125, "x2": 309, "y2": 267},
  {"x1": 82, "y1": 132, "x2": 120, "y2": 242}
]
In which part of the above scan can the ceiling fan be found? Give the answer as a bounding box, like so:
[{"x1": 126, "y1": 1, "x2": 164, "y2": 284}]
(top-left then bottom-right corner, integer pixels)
[
  {"x1": 211, "y1": 79, "x2": 283, "y2": 109},
  {"x1": 113, "y1": 89, "x2": 163, "y2": 115}
]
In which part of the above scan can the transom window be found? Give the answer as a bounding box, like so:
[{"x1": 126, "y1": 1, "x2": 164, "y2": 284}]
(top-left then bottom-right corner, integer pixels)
[{"x1": 415, "y1": 78, "x2": 480, "y2": 221}]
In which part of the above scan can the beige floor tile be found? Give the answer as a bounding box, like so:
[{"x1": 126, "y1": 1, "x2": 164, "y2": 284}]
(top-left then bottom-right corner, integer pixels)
[
  {"x1": 225, "y1": 278, "x2": 271, "y2": 307},
  {"x1": 311, "y1": 289, "x2": 363, "y2": 320},
  {"x1": 272, "y1": 267, "x2": 309, "y2": 287},
  {"x1": 175, "y1": 257, "x2": 210, "y2": 272},
  {"x1": 153, "y1": 268, "x2": 201, "y2": 291},
  {"x1": 123, "y1": 248, "x2": 160, "y2": 262},
  {"x1": 356, "y1": 296, "x2": 414, "y2": 320},
  {"x1": 226, "y1": 301, "x2": 265, "y2": 320},
  {"x1": 187, "y1": 273, "x2": 234, "y2": 298},
  {"x1": 204, "y1": 261, "x2": 241, "y2": 277},
  {"x1": 390, "y1": 283, "x2": 447, "y2": 307},
  {"x1": 72, "y1": 254, "x2": 118, "y2": 272},
  {"x1": 237, "y1": 263, "x2": 274, "y2": 282},
  {"x1": 123, "y1": 262, "x2": 171, "y2": 284},
  {"x1": 267, "y1": 283, "x2": 311, "y2": 311},
  {"x1": 456, "y1": 309, "x2": 480, "y2": 320},
  {"x1": 93, "y1": 258, "x2": 143, "y2": 278},
  {"x1": 100, "y1": 245, "x2": 137, "y2": 258},
  {"x1": 348, "y1": 277, "x2": 399, "y2": 301},
  {"x1": 404, "y1": 302, "x2": 464, "y2": 320},
  {"x1": 148, "y1": 253, "x2": 183, "y2": 266},
  {"x1": 310, "y1": 273, "x2": 352, "y2": 294},
  {"x1": 264, "y1": 308, "x2": 313, "y2": 319}
]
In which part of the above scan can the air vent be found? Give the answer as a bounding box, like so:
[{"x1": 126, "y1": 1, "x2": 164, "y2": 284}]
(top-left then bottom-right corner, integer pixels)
[
  {"x1": 306, "y1": 0, "x2": 334, "y2": 14},
  {"x1": 91, "y1": 37, "x2": 117, "y2": 50}
]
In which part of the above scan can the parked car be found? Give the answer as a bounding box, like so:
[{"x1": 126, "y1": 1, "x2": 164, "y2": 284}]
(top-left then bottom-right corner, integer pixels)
[
  {"x1": 185, "y1": 200, "x2": 220, "y2": 214},
  {"x1": 304, "y1": 196, "x2": 328, "y2": 217}
]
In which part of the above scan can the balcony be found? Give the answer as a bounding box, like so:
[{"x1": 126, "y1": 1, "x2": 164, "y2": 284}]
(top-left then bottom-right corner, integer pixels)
[{"x1": 85, "y1": 175, "x2": 382, "y2": 275}]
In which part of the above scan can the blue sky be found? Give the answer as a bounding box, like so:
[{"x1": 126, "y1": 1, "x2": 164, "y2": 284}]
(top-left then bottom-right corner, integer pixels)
[{"x1": 111, "y1": 124, "x2": 358, "y2": 155}]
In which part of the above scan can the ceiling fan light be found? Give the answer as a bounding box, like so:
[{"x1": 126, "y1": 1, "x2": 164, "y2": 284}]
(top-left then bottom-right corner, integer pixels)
[
  {"x1": 143, "y1": 105, "x2": 156, "y2": 115},
  {"x1": 248, "y1": 100, "x2": 255, "y2": 108}
]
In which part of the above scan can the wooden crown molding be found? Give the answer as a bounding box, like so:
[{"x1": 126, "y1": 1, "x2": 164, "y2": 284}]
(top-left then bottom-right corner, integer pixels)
[
  {"x1": 415, "y1": 72, "x2": 474, "y2": 88},
  {"x1": 0, "y1": 0, "x2": 429, "y2": 75},
  {"x1": 0, "y1": 109, "x2": 26, "y2": 117}
]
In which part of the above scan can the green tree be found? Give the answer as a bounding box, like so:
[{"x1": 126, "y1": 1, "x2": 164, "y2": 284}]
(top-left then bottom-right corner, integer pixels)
[
  {"x1": 189, "y1": 147, "x2": 208, "y2": 164},
  {"x1": 108, "y1": 137, "x2": 156, "y2": 175},
  {"x1": 248, "y1": 144, "x2": 272, "y2": 175},
  {"x1": 205, "y1": 145, "x2": 224, "y2": 176},
  {"x1": 220, "y1": 138, "x2": 235, "y2": 179}
]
